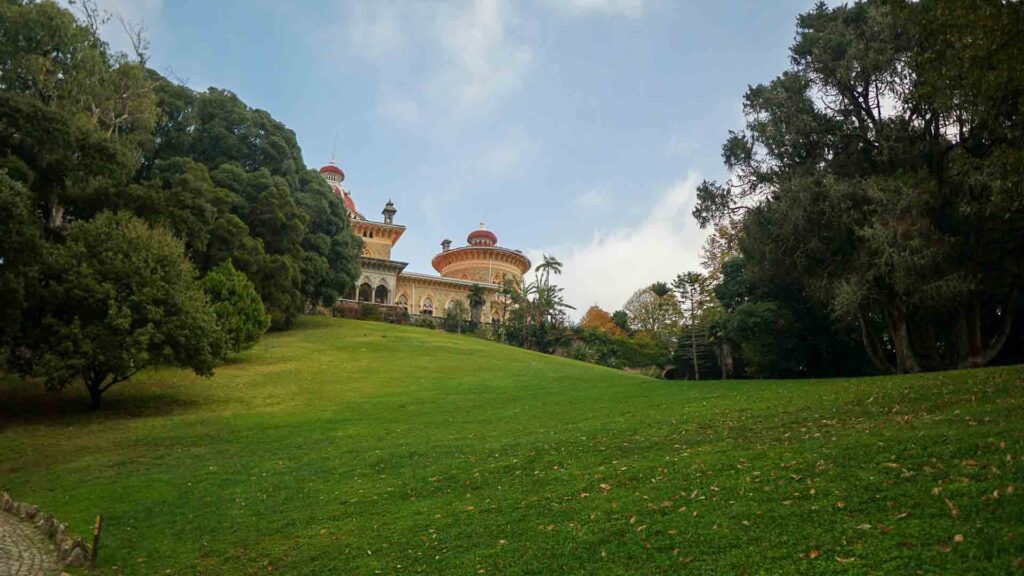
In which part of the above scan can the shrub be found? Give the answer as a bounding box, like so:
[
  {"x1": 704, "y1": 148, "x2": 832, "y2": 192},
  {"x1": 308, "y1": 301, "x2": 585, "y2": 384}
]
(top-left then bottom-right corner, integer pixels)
[
  {"x1": 413, "y1": 316, "x2": 438, "y2": 330},
  {"x1": 202, "y1": 261, "x2": 270, "y2": 353},
  {"x1": 20, "y1": 211, "x2": 225, "y2": 408},
  {"x1": 359, "y1": 303, "x2": 381, "y2": 321}
]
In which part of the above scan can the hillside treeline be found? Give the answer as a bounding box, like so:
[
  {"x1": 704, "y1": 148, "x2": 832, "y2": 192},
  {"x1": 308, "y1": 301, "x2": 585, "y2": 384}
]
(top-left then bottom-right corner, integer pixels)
[
  {"x1": 690, "y1": 0, "x2": 1024, "y2": 376},
  {"x1": 0, "y1": 1, "x2": 361, "y2": 406},
  {"x1": 569, "y1": 0, "x2": 1023, "y2": 379}
]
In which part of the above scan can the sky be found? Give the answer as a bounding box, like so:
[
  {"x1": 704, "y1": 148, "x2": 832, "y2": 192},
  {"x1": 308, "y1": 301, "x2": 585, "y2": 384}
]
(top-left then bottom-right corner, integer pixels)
[{"x1": 88, "y1": 0, "x2": 818, "y2": 317}]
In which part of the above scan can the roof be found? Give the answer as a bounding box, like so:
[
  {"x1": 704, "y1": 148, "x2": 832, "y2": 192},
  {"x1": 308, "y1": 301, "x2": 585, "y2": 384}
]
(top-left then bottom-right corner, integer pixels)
[
  {"x1": 467, "y1": 228, "x2": 498, "y2": 246},
  {"x1": 319, "y1": 162, "x2": 345, "y2": 181}
]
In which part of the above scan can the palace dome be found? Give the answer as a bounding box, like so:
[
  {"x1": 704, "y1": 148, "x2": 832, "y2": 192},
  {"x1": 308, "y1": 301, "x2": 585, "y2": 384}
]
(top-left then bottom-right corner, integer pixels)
[
  {"x1": 319, "y1": 162, "x2": 345, "y2": 182},
  {"x1": 467, "y1": 224, "x2": 497, "y2": 247}
]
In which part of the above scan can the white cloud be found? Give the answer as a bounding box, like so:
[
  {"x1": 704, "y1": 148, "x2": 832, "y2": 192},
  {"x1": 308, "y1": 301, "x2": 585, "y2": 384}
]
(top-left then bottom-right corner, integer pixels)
[
  {"x1": 433, "y1": 0, "x2": 533, "y2": 115},
  {"x1": 574, "y1": 189, "x2": 609, "y2": 210},
  {"x1": 548, "y1": 0, "x2": 644, "y2": 18},
  {"x1": 377, "y1": 94, "x2": 420, "y2": 126},
  {"x1": 343, "y1": 0, "x2": 533, "y2": 128},
  {"x1": 531, "y1": 172, "x2": 710, "y2": 318}
]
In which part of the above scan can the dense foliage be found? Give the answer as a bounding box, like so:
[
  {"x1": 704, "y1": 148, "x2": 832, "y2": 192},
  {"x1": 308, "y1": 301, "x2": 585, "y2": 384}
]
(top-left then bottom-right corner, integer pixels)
[
  {"x1": 0, "y1": 1, "x2": 361, "y2": 404},
  {"x1": 692, "y1": 0, "x2": 1024, "y2": 376},
  {"x1": 15, "y1": 212, "x2": 225, "y2": 408},
  {"x1": 202, "y1": 261, "x2": 271, "y2": 353}
]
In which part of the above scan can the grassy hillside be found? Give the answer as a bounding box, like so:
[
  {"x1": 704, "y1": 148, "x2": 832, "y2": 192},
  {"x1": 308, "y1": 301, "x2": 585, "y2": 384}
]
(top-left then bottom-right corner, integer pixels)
[{"x1": 1, "y1": 317, "x2": 1021, "y2": 575}]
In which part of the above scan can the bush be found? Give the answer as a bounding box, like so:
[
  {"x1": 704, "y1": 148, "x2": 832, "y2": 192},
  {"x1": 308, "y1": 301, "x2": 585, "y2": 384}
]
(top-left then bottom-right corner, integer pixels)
[
  {"x1": 20, "y1": 211, "x2": 225, "y2": 408},
  {"x1": 413, "y1": 316, "x2": 438, "y2": 330},
  {"x1": 359, "y1": 303, "x2": 381, "y2": 321},
  {"x1": 381, "y1": 307, "x2": 410, "y2": 324},
  {"x1": 566, "y1": 341, "x2": 599, "y2": 364},
  {"x1": 725, "y1": 301, "x2": 804, "y2": 378},
  {"x1": 203, "y1": 261, "x2": 270, "y2": 353}
]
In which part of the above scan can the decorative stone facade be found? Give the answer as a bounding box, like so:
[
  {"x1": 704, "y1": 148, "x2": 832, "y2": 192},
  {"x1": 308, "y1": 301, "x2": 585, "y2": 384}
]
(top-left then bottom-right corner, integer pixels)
[{"x1": 319, "y1": 160, "x2": 531, "y2": 319}]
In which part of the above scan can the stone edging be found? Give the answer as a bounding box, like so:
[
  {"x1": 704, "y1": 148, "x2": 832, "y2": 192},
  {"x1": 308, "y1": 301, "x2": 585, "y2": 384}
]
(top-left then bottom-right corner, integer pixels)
[{"x1": 1, "y1": 491, "x2": 92, "y2": 568}]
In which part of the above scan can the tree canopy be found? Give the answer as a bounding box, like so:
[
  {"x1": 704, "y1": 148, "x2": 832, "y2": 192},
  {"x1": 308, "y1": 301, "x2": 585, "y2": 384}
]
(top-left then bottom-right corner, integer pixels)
[{"x1": 693, "y1": 0, "x2": 1024, "y2": 374}]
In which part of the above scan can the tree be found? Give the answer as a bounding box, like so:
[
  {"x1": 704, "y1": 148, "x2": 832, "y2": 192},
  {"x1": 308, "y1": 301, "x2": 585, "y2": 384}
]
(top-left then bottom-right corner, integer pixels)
[
  {"x1": 579, "y1": 305, "x2": 626, "y2": 337},
  {"x1": 467, "y1": 284, "x2": 486, "y2": 324},
  {"x1": 444, "y1": 299, "x2": 469, "y2": 334},
  {"x1": 693, "y1": 0, "x2": 1024, "y2": 373},
  {"x1": 202, "y1": 261, "x2": 270, "y2": 353},
  {"x1": 20, "y1": 212, "x2": 225, "y2": 408},
  {"x1": 611, "y1": 310, "x2": 630, "y2": 335},
  {"x1": 700, "y1": 218, "x2": 741, "y2": 286},
  {"x1": 672, "y1": 272, "x2": 712, "y2": 380},
  {"x1": 723, "y1": 302, "x2": 804, "y2": 379},
  {"x1": 0, "y1": 172, "x2": 43, "y2": 345},
  {"x1": 649, "y1": 281, "x2": 671, "y2": 298},
  {"x1": 0, "y1": 0, "x2": 157, "y2": 232},
  {"x1": 622, "y1": 287, "x2": 681, "y2": 356},
  {"x1": 535, "y1": 254, "x2": 563, "y2": 287}
]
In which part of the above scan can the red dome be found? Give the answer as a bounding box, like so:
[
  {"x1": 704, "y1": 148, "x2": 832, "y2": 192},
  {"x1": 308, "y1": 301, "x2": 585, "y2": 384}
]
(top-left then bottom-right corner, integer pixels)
[
  {"x1": 319, "y1": 163, "x2": 345, "y2": 181},
  {"x1": 467, "y1": 227, "x2": 497, "y2": 246}
]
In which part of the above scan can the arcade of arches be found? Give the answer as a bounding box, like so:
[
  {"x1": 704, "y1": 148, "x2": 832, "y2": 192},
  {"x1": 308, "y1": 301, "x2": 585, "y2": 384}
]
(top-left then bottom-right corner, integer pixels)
[{"x1": 321, "y1": 160, "x2": 531, "y2": 321}]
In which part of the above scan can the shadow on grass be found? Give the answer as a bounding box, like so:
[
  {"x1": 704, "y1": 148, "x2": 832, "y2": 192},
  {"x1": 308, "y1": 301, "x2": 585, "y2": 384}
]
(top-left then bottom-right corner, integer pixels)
[{"x1": 0, "y1": 379, "x2": 199, "y2": 432}]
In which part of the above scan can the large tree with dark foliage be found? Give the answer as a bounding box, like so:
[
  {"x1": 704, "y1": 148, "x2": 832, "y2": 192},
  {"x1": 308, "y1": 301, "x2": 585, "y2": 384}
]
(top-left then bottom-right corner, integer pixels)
[
  {"x1": 0, "y1": 1, "x2": 363, "y2": 406},
  {"x1": 19, "y1": 212, "x2": 225, "y2": 409},
  {"x1": 694, "y1": 0, "x2": 1024, "y2": 373}
]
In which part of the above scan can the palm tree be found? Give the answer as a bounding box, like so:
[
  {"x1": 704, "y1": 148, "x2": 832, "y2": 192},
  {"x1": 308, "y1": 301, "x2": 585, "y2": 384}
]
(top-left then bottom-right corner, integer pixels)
[
  {"x1": 467, "y1": 284, "x2": 486, "y2": 324},
  {"x1": 535, "y1": 254, "x2": 563, "y2": 287}
]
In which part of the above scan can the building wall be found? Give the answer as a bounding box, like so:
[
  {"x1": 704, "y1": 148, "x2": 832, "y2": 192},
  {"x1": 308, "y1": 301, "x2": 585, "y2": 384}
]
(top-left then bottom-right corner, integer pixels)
[
  {"x1": 395, "y1": 277, "x2": 506, "y2": 321},
  {"x1": 353, "y1": 270, "x2": 399, "y2": 304},
  {"x1": 438, "y1": 259, "x2": 523, "y2": 285}
]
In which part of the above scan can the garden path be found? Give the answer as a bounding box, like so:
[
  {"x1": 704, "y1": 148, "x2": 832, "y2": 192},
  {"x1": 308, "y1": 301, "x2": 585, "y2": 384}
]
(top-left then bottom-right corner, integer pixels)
[{"x1": 0, "y1": 512, "x2": 59, "y2": 576}]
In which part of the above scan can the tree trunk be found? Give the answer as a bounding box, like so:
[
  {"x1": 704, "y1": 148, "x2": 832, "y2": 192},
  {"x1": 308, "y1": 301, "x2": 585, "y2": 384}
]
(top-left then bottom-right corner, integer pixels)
[
  {"x1": 86, "y1": 381, "x2": 103, "y2": 409},
  {"x1": 858, "y1": 307, "x2": 894, "y2": 373},
  {"x1": 716, "y1": 340, "x2": 734, "y2": 379},
  {"x1": 958, "y1": 293, "x2": 1016, "y2": 368},
  {"x1": 884, "y1": 301, "x2": 920, "y2": 374},
  {"x1": 689, "y1": 328, "x2": 700, "y2": 381}
]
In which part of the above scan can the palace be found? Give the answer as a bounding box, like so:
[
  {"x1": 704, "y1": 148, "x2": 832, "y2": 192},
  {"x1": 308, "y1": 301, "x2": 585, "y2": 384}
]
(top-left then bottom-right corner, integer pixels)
[{"x1": 319, "y1": 160, "x2": 531, "y2": 322}]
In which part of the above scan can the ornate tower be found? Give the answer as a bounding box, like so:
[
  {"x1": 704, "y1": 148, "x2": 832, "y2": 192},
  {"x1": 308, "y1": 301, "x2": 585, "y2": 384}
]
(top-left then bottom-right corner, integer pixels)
[{"x1": 382, "y1": 200, "x2": 396, "y2": 225}]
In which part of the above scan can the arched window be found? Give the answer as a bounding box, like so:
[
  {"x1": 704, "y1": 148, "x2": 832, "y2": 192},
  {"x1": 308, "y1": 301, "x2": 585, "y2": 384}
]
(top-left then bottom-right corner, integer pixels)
[
  {"x1": 357, "y1": 282, "x2": 373, "y2": 302},
  {"x1": 397, "y1": 294, "x2": 409, "y2": 311},
  {"x1": 374, "y1": 284, "x2": 389, "y2": 304},
  {"x1": 421, "y1": 297, "x2": 433, "y2": 316}
]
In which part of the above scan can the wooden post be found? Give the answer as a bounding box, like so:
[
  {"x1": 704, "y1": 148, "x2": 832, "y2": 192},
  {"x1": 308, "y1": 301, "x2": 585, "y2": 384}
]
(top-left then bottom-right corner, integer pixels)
[{"x1": 90, "y1": 514, "x2": 103, "y2": 569}]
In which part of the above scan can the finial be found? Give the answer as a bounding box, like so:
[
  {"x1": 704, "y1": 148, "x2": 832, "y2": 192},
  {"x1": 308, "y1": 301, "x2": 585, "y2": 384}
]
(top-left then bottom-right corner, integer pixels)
[
  {"x1": 479, "y1": 222, "x2": 486, "y2": 230},
  {"x1": 330, "y1": 132, "x2": 338, "y2": 163}
]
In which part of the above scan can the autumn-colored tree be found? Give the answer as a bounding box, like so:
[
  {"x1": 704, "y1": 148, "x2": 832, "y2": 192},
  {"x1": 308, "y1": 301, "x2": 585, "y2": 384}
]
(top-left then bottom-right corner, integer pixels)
[
  {"x1": 579, "y1": 305, "x2": 625, "y2": 337},
  {"x1": 700, "y1": 217, "x2": 741, "y2": 285}
]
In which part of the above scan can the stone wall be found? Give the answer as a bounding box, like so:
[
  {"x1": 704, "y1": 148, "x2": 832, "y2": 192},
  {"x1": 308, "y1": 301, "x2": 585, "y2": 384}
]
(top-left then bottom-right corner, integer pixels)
[{"x1": 1, "y1": 492, "x2": 93, "y2": 568}]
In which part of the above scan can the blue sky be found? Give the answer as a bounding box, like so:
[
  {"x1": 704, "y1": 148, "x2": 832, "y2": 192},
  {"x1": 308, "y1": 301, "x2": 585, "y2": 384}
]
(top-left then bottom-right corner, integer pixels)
[{"x1": 91, "y1": 0, "x2": 817, "y2": 315}]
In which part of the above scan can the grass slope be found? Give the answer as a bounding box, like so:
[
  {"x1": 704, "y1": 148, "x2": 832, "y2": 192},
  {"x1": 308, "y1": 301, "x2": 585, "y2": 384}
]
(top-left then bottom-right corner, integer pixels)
[{"x1": 1, "y1": 317, "x2": 1022, "y2": 575}]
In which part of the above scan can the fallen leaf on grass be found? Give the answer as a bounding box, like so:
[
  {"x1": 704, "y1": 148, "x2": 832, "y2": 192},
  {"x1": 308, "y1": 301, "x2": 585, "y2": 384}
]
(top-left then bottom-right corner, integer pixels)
[
  {"x1": 836, "y1": 501, "x2": 846, "y2": 508},
  {"x1": 938, "y1": 544, "x2": 952, "y2": 553},
  {"x1": 944, "y1": 498, "x2": 960, "y2": 519},
  {"x1": 835, "y1": 556, "x2": 855, "y2": 563},
  {"x1": 954, "y1": 534, "x2": 964, "y2": 543},
  {"x1": 808, "y1": 549, "x2": 821, "y2": 559}
]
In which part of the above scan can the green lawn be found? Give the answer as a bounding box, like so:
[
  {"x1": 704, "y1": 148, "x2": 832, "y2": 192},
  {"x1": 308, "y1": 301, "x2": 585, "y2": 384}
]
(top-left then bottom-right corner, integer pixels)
[{"x1": 1, "y1": 317, "x2": 1022, "y2": 575}]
